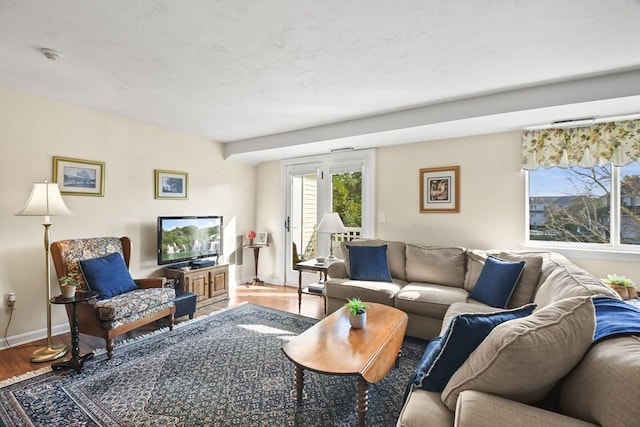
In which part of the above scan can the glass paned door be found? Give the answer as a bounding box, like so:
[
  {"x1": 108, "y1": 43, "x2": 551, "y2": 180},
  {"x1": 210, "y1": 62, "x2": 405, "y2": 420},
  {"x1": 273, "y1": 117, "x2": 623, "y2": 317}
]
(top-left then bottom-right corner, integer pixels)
[
  {"x1": 283, "y1": 149, "x2": 375, "y2": 286},
  {"x1": 285, "y1": 163, "x2": 321, "y2": 284}
]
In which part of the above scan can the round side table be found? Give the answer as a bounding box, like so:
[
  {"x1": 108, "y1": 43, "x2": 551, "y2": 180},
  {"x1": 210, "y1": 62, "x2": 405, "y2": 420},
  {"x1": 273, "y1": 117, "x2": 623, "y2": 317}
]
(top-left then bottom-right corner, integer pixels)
[{"x1": 50, "y1": 291, "x2": 99, "y2": 373}]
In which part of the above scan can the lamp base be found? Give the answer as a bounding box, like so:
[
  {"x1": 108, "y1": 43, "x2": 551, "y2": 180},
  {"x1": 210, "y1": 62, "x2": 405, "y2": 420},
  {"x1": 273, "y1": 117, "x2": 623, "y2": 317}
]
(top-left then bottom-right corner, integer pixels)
[
  {"x1": 327, "y1": 254, "x2": 337, "y2": 261},
  {"x1": 30, "y1": 344, "x2": 68, "y2": 363}
]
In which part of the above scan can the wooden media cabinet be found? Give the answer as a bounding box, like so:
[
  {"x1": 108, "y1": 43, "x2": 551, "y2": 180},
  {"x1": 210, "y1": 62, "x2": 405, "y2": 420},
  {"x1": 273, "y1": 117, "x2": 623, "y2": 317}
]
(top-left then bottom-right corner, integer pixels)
[{"x1": 164, "y1": 263, "x2": 229, "y2": 307}]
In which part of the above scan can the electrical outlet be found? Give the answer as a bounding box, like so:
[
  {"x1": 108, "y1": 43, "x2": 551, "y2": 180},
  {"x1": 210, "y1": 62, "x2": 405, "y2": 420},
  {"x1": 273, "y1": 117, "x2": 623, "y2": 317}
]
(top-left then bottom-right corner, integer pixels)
[{"x1": 6, "y1": 292, "x2": 16, "y2": 311}]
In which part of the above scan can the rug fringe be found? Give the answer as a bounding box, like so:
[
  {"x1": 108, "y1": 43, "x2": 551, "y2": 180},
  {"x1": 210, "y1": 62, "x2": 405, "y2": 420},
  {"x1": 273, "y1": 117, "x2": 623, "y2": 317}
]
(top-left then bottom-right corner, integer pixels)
[{"x1": 0, "y1": 366, "x2": 52, "y2": 388}]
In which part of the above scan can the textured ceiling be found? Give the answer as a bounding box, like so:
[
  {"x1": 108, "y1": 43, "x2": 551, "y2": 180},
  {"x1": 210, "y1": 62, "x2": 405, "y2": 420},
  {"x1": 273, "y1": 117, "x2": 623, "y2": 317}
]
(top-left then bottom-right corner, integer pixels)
[{"x1": 1, "y1": 0, "x2": 639, "y2": 163}]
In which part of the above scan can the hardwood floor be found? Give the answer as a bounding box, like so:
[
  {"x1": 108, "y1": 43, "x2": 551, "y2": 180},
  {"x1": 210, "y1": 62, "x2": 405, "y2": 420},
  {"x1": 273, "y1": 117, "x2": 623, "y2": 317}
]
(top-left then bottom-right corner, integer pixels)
[{"x1": 0, "y1": 284, "x2": 325, "y2": 382}]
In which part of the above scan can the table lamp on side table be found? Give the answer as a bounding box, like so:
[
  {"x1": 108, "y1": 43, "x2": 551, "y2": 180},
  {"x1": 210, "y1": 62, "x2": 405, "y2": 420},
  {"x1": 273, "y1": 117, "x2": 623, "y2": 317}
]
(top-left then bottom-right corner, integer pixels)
[
  {"x1": 16, "y1": 180, "x2": 74, "y2": 362},
  {"x1": 317, "y1": 212, "x2": 346, "y2": 261}
]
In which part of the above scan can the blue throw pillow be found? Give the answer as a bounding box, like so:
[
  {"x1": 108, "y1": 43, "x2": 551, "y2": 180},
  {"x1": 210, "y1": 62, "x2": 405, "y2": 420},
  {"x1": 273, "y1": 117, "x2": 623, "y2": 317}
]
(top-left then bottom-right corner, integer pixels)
[
  {"x1": 469, "y1": 256, "x2": 526, "y2": 308},
  {"x1": 79, "y1": 252, "x2": 138, "y2": 299},
  {"x1": 406, "y1": 304, "x2": 536, "y2": 395},
  {"x1": 347, "y1": 245, "x2": 392, "y2": 282}
]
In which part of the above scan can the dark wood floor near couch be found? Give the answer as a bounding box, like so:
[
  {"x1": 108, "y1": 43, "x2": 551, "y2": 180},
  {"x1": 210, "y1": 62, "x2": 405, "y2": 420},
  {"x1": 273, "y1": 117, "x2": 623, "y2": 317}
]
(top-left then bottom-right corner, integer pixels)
[{"x1": 0, "y1": 284, "x2": 325, "y2": 382}]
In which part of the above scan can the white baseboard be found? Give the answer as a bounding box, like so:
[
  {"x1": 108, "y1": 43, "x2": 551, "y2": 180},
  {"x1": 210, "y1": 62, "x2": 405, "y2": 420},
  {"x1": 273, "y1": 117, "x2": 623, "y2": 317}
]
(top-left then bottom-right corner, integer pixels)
[{"x1": 0, "y1": 322, "x2": 70, "y2": 351}]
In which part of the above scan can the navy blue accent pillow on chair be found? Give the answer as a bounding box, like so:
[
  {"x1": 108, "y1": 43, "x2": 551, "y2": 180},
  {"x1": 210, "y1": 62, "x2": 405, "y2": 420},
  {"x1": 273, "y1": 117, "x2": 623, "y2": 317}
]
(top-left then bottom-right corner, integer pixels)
[
  {"x1": 79, "y1": 252, "x2": 138, "y2": 299},
  {"x1": 347, "y1": 245, "x2": 393, "y2": 282},
  {"x1": 405, "y1": 304, "x2": 536, "y2": 396},
  {"x1": 469, "y1": 256, "x2": 526, "y2": 308}
]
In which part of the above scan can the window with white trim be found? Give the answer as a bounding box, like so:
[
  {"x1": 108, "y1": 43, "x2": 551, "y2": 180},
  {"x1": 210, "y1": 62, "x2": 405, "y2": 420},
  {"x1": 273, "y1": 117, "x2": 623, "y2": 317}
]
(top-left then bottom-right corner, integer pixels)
[
  {"x1": 527, "y1": 162, "x2": 639, "y2": 247},
  {"x1": 522, "y1": 119, "x2": 639, "y2": 250}
]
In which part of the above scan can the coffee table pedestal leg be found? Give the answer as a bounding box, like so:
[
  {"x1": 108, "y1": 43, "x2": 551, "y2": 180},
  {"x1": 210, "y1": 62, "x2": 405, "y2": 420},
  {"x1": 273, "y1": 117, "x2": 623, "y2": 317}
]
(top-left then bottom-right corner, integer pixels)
[
  {"x1": 294, "y1": 365, "x2": 304, "y2": 404},
  {"x1": 357, "y1": 375, "x2": 369, "y2": 427}
]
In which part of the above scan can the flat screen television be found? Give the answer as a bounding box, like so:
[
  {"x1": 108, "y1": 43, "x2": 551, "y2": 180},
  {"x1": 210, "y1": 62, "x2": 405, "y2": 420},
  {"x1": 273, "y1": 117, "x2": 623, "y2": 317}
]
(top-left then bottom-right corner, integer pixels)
[{"x1": 157, "y1": 216, "x2": 223, "y2": 266}]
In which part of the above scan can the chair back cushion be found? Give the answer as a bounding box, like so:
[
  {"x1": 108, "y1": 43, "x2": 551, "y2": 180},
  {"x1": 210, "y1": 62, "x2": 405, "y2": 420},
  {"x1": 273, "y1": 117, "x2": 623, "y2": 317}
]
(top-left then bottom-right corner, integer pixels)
[{"x1": 51, "y1": 237, "x2": 128, "y2": 291}]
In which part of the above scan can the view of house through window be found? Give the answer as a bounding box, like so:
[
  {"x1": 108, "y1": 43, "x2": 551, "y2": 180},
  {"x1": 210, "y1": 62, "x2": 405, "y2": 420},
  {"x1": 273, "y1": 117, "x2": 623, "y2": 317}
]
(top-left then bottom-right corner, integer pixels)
[{"x1": 528, "y1": 162, "x2": 640, "y2": 246}]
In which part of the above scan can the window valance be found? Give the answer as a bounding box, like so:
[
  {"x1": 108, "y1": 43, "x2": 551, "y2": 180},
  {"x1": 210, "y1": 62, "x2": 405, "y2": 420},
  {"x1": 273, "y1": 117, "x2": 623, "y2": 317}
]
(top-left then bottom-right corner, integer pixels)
[{"x1": 521, "y1": 119, "x2": 639, "y2": 170}]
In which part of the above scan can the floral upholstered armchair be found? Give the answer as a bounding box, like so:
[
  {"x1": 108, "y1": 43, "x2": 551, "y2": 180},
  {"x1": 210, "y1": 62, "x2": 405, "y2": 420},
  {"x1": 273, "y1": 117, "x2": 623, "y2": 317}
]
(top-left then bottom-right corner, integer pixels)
[{"x1": 50, "y1": 236, "x2": 175, "y2": 359}]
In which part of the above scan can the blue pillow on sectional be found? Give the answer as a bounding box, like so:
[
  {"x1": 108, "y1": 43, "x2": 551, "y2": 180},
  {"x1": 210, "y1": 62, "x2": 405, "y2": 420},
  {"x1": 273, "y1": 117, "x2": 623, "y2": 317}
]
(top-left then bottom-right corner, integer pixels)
[
  {"x1": 403, "y1": 335, "x2": 443, "y2": 402},
  {"x1": 348, "y1": 245, "x2": 393, "y2": 282},
  {"x1": 79, "y1": 252, "x2": 138, "y2": 299},
  {"x1": 469, "y1": 256, "x2": 526, "y2": 308},
  {"x1": 406, "y1": 304, "x2": 536, "y2": 396}
]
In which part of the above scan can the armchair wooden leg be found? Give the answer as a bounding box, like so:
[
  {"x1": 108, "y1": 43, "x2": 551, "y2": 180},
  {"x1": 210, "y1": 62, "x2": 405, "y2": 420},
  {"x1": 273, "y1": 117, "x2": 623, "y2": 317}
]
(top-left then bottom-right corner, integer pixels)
[
  {"x1": 106, "y1": 339, "x2": 114, "y2": 359},
  {"x1": 168, "y1": 314, "x2": 174, "y2": 331}
]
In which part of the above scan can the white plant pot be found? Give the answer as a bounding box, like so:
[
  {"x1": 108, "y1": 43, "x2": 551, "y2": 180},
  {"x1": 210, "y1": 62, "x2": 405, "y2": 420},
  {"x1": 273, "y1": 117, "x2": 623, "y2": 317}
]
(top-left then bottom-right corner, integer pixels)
[
  {"x1": 349, "y1": 312, "x2": 367, "y2": 329},
  {"x1": 61, "y1": 284, "x2": 77, "y2": 298}
]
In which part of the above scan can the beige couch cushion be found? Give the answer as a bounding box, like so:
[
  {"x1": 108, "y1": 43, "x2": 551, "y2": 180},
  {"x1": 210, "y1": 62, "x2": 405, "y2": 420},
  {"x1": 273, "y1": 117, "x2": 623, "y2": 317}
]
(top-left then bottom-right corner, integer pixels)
[
  {"x1": 463, "y1": 249, "x2": 490, "y2": 291},
  {"x1": 397, "y1": 389, "x2": 453, "y2": 427},
  {"x1": 534, "y1": 264, "x2": 620, "y2": 308},
  {"x1": 405, "y1": 245, "x2": 466, "y2": 287},
  {"x1": 559, "y1": 335, "x2": 640, "y2": 427},
  {"x1": 456, "y1": 390, "x2": 597, "y2": 427},
  {"x1": 442, "y1": 296, "x2": 595, "y2": 410},
  {"x1": 323, "y1": 278, "x2": 403, "y2": 306},
  {"x1": 498, "y1": 252, "x2": 543, "y2": 309},
  {"x1": 341, "y1": 239, "x2": 407, "y2": 281},
  {"x1": 395, "y1": 284, "x2": 469, "y2": 319}
]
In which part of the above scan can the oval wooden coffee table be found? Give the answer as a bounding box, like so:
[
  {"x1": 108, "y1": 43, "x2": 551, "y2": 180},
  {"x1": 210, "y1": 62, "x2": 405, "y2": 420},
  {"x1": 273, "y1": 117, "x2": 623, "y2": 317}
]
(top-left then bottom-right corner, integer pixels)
[{"x1": 282, "y1": 303, "x2": 408, "y2": 427}]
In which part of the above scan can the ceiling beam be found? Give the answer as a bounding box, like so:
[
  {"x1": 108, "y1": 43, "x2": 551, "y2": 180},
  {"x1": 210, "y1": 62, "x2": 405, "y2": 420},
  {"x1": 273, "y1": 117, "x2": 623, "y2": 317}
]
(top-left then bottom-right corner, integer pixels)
[{"x1": 224, "y1": 68, "x2": 640, "y2": 160}]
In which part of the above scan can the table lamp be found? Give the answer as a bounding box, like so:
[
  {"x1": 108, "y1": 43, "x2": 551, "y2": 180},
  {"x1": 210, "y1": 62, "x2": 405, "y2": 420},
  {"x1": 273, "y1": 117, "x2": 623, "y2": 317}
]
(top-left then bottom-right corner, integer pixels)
[
  {"x1": 16, "y1": 180, "x2": 74, "y2": 362},
  {"x1": 317, "y1": 212, "x2": 346, "y2": 261}
]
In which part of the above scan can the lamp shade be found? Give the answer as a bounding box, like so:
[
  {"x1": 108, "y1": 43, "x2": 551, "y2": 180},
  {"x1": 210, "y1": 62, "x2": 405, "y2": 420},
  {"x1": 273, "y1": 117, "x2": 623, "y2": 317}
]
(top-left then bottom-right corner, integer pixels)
[
  {"x1": 317, "y1": 212, "x2": 346, "y2": 234},
  {"x1": 16, "y1": 181, "x2": 73, "y2": 219}
]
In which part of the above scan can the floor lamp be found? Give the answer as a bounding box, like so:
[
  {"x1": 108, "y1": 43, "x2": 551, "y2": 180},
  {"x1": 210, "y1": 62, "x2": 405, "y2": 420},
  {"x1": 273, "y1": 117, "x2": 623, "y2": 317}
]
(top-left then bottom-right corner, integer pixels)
[
  {"x1": 16, "y1": 180, "x2": 74, "y2": 362},
  {"x1": 317, "y1": 212, "x2": 346, "y2": 261}
]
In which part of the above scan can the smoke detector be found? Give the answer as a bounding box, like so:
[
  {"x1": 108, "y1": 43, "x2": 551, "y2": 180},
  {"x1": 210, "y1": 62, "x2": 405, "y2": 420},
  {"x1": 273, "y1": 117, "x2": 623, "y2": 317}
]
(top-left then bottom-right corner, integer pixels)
[{"x1": 40, "y1": 48, "x2": 62, "y2": 61}]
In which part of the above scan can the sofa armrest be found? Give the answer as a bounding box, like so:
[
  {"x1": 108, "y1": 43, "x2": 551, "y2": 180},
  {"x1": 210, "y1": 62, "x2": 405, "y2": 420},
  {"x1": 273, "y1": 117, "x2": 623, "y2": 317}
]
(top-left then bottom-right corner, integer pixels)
[
  {"x1": 327, "y1": 260, "x2": 347, "y2": 278},
  {"x1": 134, "y1": 277, "x2": 166, "y2": 289},
  {"x1": 455, "y1": 390, "x2": 597, "y2": 427}
]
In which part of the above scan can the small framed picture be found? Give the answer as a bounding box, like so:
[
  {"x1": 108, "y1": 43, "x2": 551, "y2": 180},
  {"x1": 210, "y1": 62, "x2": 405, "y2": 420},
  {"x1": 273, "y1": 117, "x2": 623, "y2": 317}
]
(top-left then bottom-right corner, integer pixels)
[
  {"x1": 53, "y1": 156, "x2": 105, "y2": 196},
  {"x1": 420, "y1": 166, "x2": 460, "y2": 213},
  {"x1": 255, "y1": 232, "x2": 268, "y2": 245},
  {"x1": 155, "y1": 169, "x2": 188, "y2": 199}
]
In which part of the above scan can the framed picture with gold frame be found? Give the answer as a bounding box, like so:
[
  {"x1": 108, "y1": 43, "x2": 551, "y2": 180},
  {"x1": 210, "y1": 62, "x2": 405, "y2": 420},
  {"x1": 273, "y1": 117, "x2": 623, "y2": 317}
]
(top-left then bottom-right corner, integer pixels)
[
  {"x1": 155, "y1": 169, "x2": 188, "y2": 199},
  {"x1": 53, "y1": 156, "x2": 105, "y2": 197},
  {"x1": 420, "y1": 166, "x2": 460, "y2": 213}
]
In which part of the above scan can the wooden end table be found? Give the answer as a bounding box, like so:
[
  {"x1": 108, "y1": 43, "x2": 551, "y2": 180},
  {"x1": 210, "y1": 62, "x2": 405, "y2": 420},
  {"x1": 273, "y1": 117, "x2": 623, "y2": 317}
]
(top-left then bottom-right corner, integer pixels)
[
  {"x1": 244, "y1": 243, "x2": 269, "y2": 285},
  {"x1": 282, "y1": 303, "x2": 408, "y2": 427},
  {"x1": 50, "y1": 291, "x2": 99, "y2": 373},
  {"x1": 295, "y1": 258, "x2": 332, "y2": 313}
]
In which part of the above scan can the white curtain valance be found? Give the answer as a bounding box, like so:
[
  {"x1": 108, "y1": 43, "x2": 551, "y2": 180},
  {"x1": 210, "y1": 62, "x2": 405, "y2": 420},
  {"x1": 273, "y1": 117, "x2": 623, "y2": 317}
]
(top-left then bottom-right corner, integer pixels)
[{"x1": 521, "y1": 119, "x2": 640, "y2": 170}]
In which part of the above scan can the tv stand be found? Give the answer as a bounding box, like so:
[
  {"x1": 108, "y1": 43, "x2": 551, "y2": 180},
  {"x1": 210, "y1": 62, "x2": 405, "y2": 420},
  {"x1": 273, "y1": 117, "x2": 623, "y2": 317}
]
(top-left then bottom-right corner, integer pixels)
[{"x1": 164, "y1": 263, "x2": 228, "y2": 307}]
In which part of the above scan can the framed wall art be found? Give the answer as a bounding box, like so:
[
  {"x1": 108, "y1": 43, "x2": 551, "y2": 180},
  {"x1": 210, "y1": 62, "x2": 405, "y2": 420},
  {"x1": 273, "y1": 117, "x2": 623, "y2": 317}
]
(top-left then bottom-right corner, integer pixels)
[
  {"x1": 155, "y1": 169, "x2": 188, "y2": 200},
  {"x1": 53, "y1": 156, "x2": 105, "y2": 196},
  {"x1": 420, "y1": 166, "x2": 460, "y2": 213},
  {"x1": 255, "y1": 232, "x2": 268, "y2": 245}
]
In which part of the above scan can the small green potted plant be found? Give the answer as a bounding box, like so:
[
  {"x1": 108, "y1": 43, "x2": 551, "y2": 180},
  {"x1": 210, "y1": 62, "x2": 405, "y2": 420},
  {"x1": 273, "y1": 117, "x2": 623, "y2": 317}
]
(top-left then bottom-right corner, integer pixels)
[
  {"x1": 602, "y1": 274, "x2": 637, "y2": 300},
  {"x1": 59, "y1": 274, "x2": 80, "y2": 298},
  {"x1": 345, "y1": 297, "x2": 369, "y2": 329}
]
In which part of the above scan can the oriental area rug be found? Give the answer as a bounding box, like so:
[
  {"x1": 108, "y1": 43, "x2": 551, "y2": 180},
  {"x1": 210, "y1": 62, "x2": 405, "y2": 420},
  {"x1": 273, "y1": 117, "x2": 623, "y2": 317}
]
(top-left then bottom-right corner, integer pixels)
[{"x1": 0, "y1": 304, "x2": 425, "y2": 427}]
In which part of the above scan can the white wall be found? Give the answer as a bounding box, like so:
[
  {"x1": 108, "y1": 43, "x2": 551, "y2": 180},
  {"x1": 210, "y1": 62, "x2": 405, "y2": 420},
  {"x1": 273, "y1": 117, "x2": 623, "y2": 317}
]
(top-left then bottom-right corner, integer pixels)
[
  {"x1": 254, "y1": 161, "x2": 282, "y2": 284},
  {"x1": 0, "y1": 87, "x2": 256, "y2": 345},
  {"x1": 257, "y1": 132, "x2": 639, "y2": 288}
]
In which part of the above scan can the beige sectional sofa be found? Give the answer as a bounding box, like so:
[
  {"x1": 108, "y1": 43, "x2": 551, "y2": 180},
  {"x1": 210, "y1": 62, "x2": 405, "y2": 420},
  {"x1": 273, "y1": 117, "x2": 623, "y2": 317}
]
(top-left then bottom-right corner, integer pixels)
[{"x1": 324, "y1": 239, "x2": 640, "y2": 427}]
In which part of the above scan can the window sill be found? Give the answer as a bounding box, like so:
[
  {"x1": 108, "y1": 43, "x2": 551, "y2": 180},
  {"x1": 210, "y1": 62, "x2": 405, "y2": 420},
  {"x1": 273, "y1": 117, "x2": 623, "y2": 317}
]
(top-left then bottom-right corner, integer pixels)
[{"x1": 522, "y1": 242, "x2": 640, "y2": 263}]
